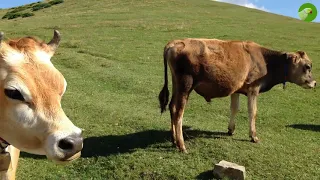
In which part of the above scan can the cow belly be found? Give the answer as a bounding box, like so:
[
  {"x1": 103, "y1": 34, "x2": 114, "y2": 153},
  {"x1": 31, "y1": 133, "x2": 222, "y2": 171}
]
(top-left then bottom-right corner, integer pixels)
[{"x1": 194, "y1": 82, "x2": 233, "y2": 102}]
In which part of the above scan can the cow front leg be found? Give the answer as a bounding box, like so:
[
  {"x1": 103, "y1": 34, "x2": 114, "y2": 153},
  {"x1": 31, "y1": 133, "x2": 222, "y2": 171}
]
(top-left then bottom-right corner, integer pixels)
[
  {"x1": 228, "y1": 93, "x2": 240, "y2": 135},
  {"x1": 0, "y1": 145, "x2": 20, "y2": 180},
  {"x1": 247, "y1": 90, "x2": 259, "y2": 143}
]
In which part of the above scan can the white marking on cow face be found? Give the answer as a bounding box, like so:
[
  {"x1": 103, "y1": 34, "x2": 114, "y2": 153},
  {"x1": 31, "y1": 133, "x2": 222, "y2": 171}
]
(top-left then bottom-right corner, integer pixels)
[
  {"x1": 0, "y1": 67, "x2": 8, "y2": 81},
  {"x1": 34, "y1": 50, "x2": 53, "y2": 65},
  {"x1": 3, "y1": 50, "x2": 25, "y2": 65}
]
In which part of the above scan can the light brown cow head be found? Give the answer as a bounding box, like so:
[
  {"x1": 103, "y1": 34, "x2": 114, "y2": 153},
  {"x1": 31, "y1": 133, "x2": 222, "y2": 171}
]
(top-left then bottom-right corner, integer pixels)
[
  {"x1": 287, "y1": 51, "x2": 316, "y2": 89},
  {"x1": 0, "y1": 30, "x2": 83, "y2": 163}
]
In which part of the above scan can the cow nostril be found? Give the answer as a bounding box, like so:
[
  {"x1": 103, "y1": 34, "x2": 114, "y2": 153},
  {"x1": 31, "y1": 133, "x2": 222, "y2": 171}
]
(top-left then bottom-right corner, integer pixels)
[{"x1": 58, "y1": 139, "x2": 74, "y2": 151}]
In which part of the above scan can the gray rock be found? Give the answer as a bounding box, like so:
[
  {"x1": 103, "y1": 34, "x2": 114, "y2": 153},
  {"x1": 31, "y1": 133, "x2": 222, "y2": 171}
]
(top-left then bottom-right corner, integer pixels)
[{"x1": 213, "y1": 160, "x2": 246, "y2": 180}]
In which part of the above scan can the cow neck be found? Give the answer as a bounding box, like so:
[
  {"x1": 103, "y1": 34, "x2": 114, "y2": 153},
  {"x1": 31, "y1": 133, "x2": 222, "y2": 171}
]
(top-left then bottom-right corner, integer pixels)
[{"x1": 261, "y1": 48, "x2": 289, "y2": 89}]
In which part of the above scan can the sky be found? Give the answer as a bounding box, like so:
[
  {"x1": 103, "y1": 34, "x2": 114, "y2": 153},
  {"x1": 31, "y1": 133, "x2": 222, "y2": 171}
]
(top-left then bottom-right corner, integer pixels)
[
  {"x1": 0, "y1": 0, "x2": 319, "y2": 22},
  {"x1": 0, "y1": 0, "x2": 40, "y2": 9},
  {"x1": 215, "y1": 0, "x2": 320, "y2": 22}
]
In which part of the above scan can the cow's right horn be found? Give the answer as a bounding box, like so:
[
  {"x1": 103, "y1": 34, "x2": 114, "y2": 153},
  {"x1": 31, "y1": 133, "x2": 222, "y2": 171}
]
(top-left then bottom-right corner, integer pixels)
[{"x1": 0, "y1": 32, "x2": 4, "y2": 45}]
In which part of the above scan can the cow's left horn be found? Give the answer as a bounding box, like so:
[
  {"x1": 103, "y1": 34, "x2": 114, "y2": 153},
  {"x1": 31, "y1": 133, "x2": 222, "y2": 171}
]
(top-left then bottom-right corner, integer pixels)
[{"x1": 47, "y1": 30, "x2": 61, "y2": 53}]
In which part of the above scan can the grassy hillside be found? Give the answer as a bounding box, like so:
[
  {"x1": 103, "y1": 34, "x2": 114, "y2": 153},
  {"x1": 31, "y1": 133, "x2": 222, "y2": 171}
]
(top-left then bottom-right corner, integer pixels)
[{"x1": 0, "y1": 0, "x2": 319, "y2": 179}]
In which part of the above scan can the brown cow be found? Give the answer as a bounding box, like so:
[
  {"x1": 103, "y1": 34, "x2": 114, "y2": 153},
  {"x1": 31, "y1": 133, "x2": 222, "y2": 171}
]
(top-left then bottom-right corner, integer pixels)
[
  {"x1": 0, "y1": 31, "x2": 83, "y2": 179},
  {"x1": 158, "y1": 38, "x2": 316, "y2": 153}
]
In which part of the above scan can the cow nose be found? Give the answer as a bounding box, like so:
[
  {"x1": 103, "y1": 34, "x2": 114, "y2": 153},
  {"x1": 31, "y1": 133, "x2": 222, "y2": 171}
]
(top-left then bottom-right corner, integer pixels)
[{"x1": 58, "y1": 134, "x2": 83, "y2": 160}]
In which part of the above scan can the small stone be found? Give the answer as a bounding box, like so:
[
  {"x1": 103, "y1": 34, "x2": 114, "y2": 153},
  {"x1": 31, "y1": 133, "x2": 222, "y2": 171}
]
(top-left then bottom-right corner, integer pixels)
[{"x1": 213, "y1": 160, "x2": 246, "y2": 180}]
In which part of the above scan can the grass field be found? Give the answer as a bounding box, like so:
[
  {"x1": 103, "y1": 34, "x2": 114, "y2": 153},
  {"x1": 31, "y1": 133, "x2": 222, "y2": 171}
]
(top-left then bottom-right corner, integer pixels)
[{"x1": 0, "y1": 0, "x2": 319, "y2": 179}]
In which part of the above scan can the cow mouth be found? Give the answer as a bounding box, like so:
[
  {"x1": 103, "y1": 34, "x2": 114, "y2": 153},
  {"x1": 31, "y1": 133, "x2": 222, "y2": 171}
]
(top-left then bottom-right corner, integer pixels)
[
  {"x1": 302, "y1": 84, "x2": 313, "y2": 89},
  {"x1": 53, "y1": 152, "x2": 81, "y2": 164},
  {"x1": 302, "y1": 80, "x2": 316, "y2": 89}
]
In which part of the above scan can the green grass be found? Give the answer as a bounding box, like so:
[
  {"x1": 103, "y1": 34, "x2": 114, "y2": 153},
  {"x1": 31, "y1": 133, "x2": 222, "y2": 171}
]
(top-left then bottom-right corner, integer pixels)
[
  {"x1": 1, "y1": 0, "x2": 63, "y2": 19},
  {"x1": 0, "y1": 0, "x2": 319, "y2": 179}
]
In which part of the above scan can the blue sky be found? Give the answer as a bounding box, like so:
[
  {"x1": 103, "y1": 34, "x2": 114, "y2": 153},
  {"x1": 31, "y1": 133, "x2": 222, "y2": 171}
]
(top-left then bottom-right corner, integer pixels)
[
  {"x1": 216, "y1": 0, "x2": 320, "y2": 22},
  {"x1": 0, "y1": 0, "x2": 319, "y2": 22},
  {"x1": 0, "y1": 0, "x2": 40, "y2": 9}
]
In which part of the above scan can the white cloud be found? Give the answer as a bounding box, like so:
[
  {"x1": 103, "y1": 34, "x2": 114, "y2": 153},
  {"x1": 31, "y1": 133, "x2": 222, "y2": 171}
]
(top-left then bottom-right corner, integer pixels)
[{"x1": 214, "y1": 0, "x2": 269, "y2": 12}]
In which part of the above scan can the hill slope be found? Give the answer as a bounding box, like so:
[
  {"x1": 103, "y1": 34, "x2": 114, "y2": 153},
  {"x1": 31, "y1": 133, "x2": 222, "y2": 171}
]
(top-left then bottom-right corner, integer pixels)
[{"x1": 0, "y1": 0, "x2": 319, "y2": 179}]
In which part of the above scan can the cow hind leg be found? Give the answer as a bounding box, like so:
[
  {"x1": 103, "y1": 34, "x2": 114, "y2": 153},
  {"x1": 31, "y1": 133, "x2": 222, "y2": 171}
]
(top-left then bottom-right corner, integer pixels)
[
  {"x1": 169, "y1": 79, "x2": 177, "y2": 146},
  {"x1": 172, "y1": 75, "x2": 193, "y2": 153},
  {"x1": 169, "y1": 101, "x2": 176, "y2": 146},
  {"x1": 228, "y1": 93, "x2": 240, "y2": 135}
]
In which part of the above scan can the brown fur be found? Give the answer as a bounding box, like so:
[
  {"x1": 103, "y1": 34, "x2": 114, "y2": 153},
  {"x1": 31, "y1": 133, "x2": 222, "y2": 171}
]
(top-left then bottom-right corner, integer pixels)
[
  {"x1": 158, "y1": 38, "x2": 315, "y2": 152},
  {"x1": 7, "y1": 36, "x2": 48, "y2": 53}
]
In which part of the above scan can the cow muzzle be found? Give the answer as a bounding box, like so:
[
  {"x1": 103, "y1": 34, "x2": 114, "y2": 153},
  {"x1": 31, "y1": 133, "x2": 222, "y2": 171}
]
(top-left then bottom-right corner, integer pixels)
[
  {"x1": 307, "y1": 80, "x2": 316, "y2": 88},
  {"x1": 57, "y1": 133, "x2": 83, "y2": 161},
  {"x1": 45, "y1": 128, "x2": 83, "y2": 163}
]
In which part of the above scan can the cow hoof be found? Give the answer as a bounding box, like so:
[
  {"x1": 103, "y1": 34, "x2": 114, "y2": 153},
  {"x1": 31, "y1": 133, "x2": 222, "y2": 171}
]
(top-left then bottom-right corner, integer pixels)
[
  {"x1": 227, "y1": 129, "x2": 235, "y2": 136},
  {"x1": 171, "y1": 141, "x2": 177, "y2": 147},
  {"x1": 171, "y1": 139, "x2": 176, "y2": 144},
  {"x1": 177, "y1": 146, "x2": 187, "y2": 153},
  {"x1": 180, "y1": 148, "x2": 188, "y2": 154},
  {"x1": 250, "y1": 137, "x2": 260, "y2": 143}
]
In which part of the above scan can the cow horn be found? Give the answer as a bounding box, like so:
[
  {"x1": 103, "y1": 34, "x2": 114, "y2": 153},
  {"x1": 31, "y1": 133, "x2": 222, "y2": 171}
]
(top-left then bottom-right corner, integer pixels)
[
  {"x1": 0, "y1": 32, "x2": 4, "y2": 45},
  {"x1": 47, "y1": 30, "x2": 61, "y2": 53}
]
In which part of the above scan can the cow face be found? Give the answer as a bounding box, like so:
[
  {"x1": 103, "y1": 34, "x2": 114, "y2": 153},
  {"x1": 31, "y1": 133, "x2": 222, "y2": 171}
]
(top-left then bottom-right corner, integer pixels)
[
  {"x1": 287, "y1": 51, "x2": 316, "y2": 89},
  {"x1": 0, "y1": 31, "x2": 83, "y2": 163}
]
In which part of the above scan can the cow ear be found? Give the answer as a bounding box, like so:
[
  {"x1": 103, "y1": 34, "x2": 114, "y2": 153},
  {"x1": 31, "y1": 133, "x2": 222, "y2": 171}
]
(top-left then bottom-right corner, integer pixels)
[
  {"x1": 296, "y1": 51, "x2": 306, "y2": 57},
  {"x1": 286, "y1": 53, "x2": 300, "y2": 64}
]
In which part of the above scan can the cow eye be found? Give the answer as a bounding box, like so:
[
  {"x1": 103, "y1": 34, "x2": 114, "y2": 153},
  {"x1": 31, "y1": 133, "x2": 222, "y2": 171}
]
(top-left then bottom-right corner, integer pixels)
[
  {"x1": 4, "y1": 88, "x2": 25, "y2": 101},
  {"x1": 305, "y1": 65, "x2": 311, "y2": 71}
]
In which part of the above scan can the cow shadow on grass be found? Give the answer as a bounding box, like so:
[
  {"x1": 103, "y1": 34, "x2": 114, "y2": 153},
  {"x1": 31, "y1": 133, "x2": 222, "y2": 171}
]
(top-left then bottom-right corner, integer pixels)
[
  {"x1": 81, "y1": 126, "x2": 228, "y2": 158},
  {"x1": 20, "y1": 126, "x2": 229, "y2": 159},
  {"x1": 196, "y1": 170, "x2": 216, "y2": 180},
  {"x1": 286, "y1": 124, "x2": 320, "y2": 132},
  {"x1": 20, "y1": 152, "x2": 45, "y2": 159}
]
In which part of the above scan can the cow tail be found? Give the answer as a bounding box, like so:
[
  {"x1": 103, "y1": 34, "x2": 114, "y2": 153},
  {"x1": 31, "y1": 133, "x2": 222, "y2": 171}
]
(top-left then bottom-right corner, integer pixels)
[{"x1": 158, "y1": 46, "x2": 170, "y2": 113}]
